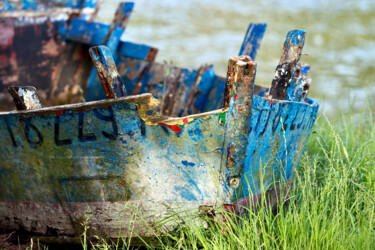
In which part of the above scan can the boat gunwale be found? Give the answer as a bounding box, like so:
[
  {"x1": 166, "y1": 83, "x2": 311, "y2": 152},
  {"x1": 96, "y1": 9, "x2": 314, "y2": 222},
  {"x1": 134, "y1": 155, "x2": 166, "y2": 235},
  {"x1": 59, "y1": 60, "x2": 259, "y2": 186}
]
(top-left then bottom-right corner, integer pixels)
[{"x1": 0, "y1": 89, "x2": 319, "y2": 122}]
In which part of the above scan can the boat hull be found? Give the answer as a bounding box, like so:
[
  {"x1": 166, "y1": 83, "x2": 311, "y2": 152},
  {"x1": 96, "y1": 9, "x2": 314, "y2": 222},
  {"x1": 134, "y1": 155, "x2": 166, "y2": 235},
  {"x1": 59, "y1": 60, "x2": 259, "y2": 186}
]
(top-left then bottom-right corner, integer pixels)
[
  {"x1": 0, "y1": 94, "x2": 230, "y2": 238},
  {"x1": 0, "y1": 93, "x2": 318, "y2": 239}
]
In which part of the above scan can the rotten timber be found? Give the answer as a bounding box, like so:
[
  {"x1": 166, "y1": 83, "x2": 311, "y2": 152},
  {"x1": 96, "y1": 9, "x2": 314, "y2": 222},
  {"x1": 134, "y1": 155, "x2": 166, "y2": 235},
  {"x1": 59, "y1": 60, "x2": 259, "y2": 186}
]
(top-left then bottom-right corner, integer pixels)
[
  {"x1": 268, "y1": 29, "x2": 306, "y2": 100},
  {"x1": 86, "y1": 22, "x2": 268, "y2": 115},
  {"x1": 8, "y1": 86, "x2": 44, "y2": 110},
  {"x1": 222, "y1": 56, "x2": 256, "y2": 195},
  {"x1": 89, "y1": 46, "x2": 128, "y2": 99}
]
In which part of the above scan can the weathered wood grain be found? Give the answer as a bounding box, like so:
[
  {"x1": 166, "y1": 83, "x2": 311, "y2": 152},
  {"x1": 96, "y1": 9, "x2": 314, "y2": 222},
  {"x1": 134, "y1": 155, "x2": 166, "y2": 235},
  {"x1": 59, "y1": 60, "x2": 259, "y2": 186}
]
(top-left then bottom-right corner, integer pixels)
[
  {"x1": 119, "y1": 42, "x2": 159, "y2": 62},
  {"x1": 268, "y1": 30, "x2": 306, "y2": 100},
  {"x1": 181, "y1": 64, "x2": 213, "y2": 116},
  {"x1": 238, "y1": 23, "x2": 267, "y2": 60},
  {"x1": 100, "y1": 57, "x2": 218, "y2": 117},
  {"x1": 222, "y1": 56, "x2": 257, "y2": 198},
  {"x1": 87, "y1": 22, "x2": 267, "y2": 115},
  {"x1": 104, "y1": 2, "x2": 134, "y2": 54},
  {"x1": 89, "y1": 46, "x2": 127, "y2": 99},
  {"x1": 235, "y1": 96, "x2": 319, "y2": 200},
  {"x1": 8, "y1": 86, "x2": 44, "y2": 110}
]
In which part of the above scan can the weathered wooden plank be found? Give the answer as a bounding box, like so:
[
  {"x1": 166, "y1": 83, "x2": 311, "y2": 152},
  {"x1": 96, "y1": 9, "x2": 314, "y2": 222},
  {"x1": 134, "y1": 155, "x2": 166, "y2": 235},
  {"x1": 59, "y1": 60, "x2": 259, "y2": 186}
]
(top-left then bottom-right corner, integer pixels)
[
  {"x1": 183, "y1": 65, "x2": 215, "y2": 115},
  {"x1": 86, "y1": 22, "x2": 267, "y2": 114},
  {"x1": 65, "y1": 2, "x2": 134, "y2": 47},
  {"x1": 202, "y1": 75, "x2": 226, "y2": 112},
  {"x1": 87, "y1": 23, "x2": 266, "y2": 113},
  {"x1": 235, "y1": 96, "x2": 319, "y2": 200},
  {"x1": 168, "y1": 64, "x2": 214, "y2": 117},
  {"x1": 119, "y1": 41, "x2": 158, "y2": 62},
  {"x1": 95, "y1": 56, "x2": 217, "y2": 116},
  {"x1": 8, "y1": 86, "x2": 43, "y2": 110},
  {"x1": 66, "y1": 19, "x2": 111, "y2": 45},
  {"x1": 222, "y1": 56, "x2": 256, "y2": 198},
  {"x1": 104, "y1": 2, "x2": 134, "y2": 54},
  {"x1": 85, "y1": 2, "x2": 135, "y2": 101},
  {"x1": 89, "y1": 46, "x2": 127, "y2": 99},
  {"x1": 268, "y1": 29, "x2": 306, "y2": 100},
  {"x1": 117, "y1": 41, "x2": 159, "y2": 98},
  {"x1": 238, "y1": 23, "x2": 267, "y2": 60}
]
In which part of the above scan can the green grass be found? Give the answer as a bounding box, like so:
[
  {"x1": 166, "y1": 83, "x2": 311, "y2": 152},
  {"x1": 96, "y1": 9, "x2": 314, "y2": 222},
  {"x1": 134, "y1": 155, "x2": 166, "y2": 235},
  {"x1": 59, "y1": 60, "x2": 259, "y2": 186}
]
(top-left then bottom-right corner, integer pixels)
[{"x1": 88, "y1": 108, "x2": 375, "y2": 249}]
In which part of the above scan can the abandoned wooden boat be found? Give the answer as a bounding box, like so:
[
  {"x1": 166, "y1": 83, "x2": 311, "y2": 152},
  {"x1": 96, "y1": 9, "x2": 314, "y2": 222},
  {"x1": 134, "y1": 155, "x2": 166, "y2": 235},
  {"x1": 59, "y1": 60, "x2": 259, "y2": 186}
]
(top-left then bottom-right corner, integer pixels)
[{"x1": 0, "y1": 0, "x2": 319, "y2": 241}]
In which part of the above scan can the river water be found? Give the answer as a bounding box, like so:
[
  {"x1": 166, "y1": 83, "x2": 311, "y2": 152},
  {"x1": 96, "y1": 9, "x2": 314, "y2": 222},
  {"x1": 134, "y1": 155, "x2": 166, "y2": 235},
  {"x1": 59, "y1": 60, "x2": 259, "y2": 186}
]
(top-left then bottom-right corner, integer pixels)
[{"x1": 98, "y1": 0, "x2": 375, "y2": 114}]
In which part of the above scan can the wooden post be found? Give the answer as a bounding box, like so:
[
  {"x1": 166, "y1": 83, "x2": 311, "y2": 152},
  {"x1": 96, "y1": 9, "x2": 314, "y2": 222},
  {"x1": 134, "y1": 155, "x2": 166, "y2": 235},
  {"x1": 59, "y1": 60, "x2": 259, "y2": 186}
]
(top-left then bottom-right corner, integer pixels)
[
  {"x1": 89, "y1": 45, "x2": 128, "y2": 99},
  {"x1": 8, "y1": 86, "x2": 44, "y2": 110},
  {"x1": 222, "y1": 56, "x2": 256, "y2": 195},
  {"x1": 268, "y1": 29, "x2": 306, "y2": 100},
  {"x1": 238, "y1": 23, "x2": 267, "y2": 60},
  {"x1": 104, "y1": 2, "x2": 134, "y2": 54}
]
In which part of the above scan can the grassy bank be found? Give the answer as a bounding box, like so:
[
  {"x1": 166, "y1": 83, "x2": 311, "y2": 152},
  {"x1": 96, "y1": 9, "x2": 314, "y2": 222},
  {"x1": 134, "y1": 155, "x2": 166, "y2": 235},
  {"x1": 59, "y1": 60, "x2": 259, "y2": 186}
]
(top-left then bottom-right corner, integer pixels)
[{"x1": 90, "y1": 107, "x2": 374, "y2": 250}]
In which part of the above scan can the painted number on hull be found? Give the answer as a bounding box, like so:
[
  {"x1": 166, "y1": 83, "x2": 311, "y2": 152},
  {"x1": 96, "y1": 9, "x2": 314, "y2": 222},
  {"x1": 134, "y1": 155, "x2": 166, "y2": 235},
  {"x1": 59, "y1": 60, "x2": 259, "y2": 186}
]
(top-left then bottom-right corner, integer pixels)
[{"x1": 5, "y1": 107, "x2": 119, "y2": 148}]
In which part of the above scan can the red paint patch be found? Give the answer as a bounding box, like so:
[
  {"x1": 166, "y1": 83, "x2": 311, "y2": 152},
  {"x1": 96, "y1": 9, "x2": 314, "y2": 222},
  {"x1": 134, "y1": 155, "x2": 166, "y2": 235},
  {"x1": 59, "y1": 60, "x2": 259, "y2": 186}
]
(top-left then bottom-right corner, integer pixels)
[
  {"x1": 183, "y1": 118, "x2": 189, "y2": 124},
  {"x1": 134, "y1": 101, "x2": 140, "y2": 109},
  {"x1": 55, "y1": 110, "x2": 65, "y2": 117},
  {"x1": 159, "y1": 123, "x2": 183, "y2": 133}
]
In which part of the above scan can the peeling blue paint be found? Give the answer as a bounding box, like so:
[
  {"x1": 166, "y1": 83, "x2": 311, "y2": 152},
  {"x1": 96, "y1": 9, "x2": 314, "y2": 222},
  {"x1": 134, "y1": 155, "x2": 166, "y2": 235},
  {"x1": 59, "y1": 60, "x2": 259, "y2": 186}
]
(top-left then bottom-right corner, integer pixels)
[
  {"x1": 284, "y1": 29, "x2": 306, "y2": 46},
  {"x1": 238, "y1": 23, "x2": 267, "y2": 60},
  {"x1": 235, "y1": 96, "x2": 319, "y2": 199},
  {"x1": 182, "y1": 161, "x2": 195, "y2": 167}
]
